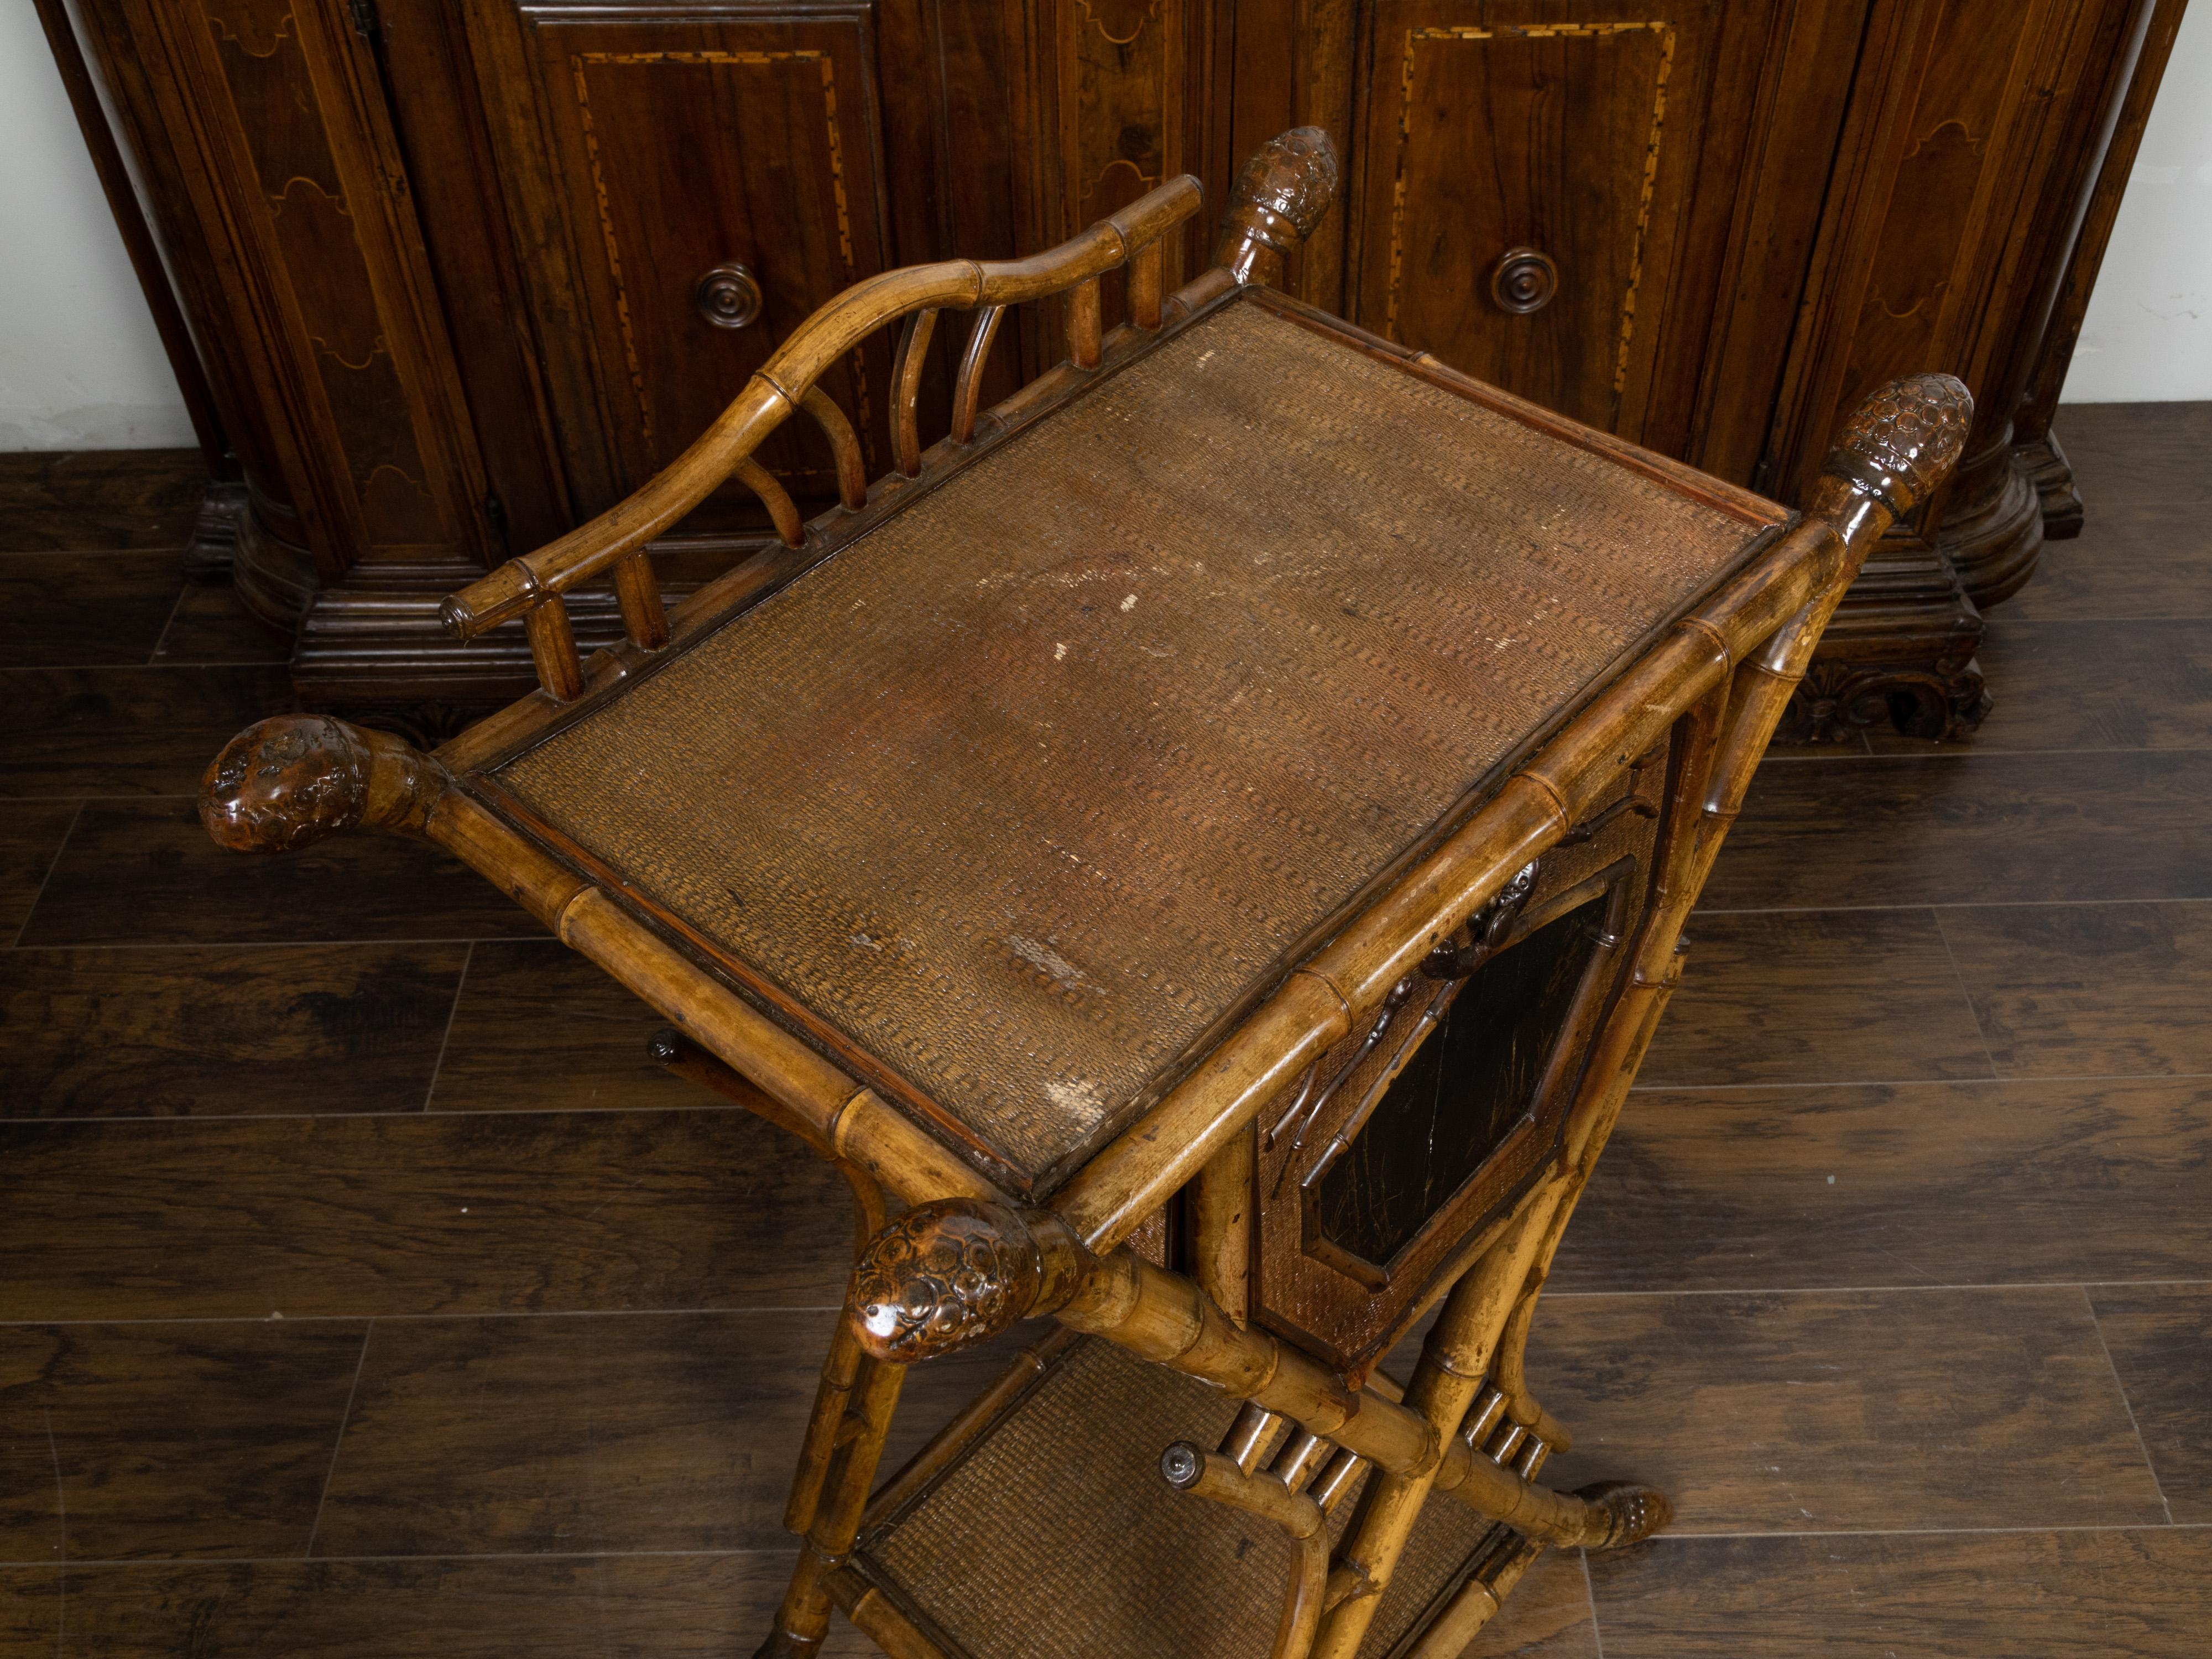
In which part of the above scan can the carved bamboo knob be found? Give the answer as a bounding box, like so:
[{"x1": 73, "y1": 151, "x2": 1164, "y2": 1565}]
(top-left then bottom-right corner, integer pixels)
[
  {"x1": 1820, "y1": 373, "x2": 1975, "y2": 518},
  {"x1": 201, "y1": 714, "x2": 439, "y2": 854},
  {"x1": 849, "y1": 1199, "x2": 1092, "y2": 1363},
  {"x1": 851, "y1": 1200, "x2": 1046, "y2": 1363},
  {"x1": 1216, "y1": 127, "x2": 1342, "y2": 286}
]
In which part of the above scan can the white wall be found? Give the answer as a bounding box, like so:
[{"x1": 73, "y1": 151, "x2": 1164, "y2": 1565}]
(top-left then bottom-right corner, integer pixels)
[
  {"x1": 0, "y1": 2, "x2": 192, "y2": 451},
  {"x1": 0, "y1": 6, "x2": 2206, "y2": 447},
  {"x1": 2063, "y1": 4, "x2": 2212, "y2": 404}
]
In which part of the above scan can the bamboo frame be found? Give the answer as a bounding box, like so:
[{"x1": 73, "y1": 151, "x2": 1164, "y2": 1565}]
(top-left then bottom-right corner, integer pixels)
[{"x1": 196, "y1": 121, "x2": 1974, "y2": 1659}]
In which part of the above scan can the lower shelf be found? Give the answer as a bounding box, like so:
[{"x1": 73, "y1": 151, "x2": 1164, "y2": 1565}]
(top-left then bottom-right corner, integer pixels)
[{"x1": 850, "y1": 1335, "x2": 1510, "y2": 1659}]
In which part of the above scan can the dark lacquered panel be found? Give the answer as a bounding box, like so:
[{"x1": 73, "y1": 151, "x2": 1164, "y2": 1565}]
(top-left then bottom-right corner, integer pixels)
[{"x1": 1315, "y1": 893, "x2": 1608, "y2": 1272}]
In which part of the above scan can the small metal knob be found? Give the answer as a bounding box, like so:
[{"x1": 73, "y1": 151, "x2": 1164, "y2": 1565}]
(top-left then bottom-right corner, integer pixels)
[
  {"x1": 695, "y1": 263, "x2": 763, "y2": 330},
  {"x1": 1490, "y1": 248, "x2": 1558, "y2": 316}
]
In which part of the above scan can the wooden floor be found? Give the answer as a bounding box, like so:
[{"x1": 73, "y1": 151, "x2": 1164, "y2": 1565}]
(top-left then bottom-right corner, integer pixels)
[{"x1": 2, "y1": 413, "x2": 2208, "y2": 1656}]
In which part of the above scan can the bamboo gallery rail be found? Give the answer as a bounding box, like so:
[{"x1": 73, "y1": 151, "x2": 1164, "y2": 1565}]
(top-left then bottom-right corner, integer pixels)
[{"x1": 196, "y1": 126, "x2": 1973, "y2": 1659}]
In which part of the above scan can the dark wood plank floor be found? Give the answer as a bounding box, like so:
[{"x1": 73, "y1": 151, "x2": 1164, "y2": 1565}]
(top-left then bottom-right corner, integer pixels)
[{"x1": 2, "y1": 414, "x2": 2206, "y2": 1656}]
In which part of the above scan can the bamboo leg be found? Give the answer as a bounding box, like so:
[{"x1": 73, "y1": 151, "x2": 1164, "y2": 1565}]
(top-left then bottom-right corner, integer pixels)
[
  {"x1": 758, "y1": 1351, "x2": 907, "y2": 1658},
  {"x1": 1312, "y1": 1197, "x2": 1561, "y2": 1659}
]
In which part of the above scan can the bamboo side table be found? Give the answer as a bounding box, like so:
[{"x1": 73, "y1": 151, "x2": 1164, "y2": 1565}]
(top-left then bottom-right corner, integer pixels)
[{"x1": 199, "y1": 131, "x2": 1970, "y2": 1659}]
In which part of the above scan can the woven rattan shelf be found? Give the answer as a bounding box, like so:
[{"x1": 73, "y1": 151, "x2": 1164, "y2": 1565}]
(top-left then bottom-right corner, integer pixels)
[{"x1": 853, "y1": 1336, "x2": 1505, "y2": 1659}]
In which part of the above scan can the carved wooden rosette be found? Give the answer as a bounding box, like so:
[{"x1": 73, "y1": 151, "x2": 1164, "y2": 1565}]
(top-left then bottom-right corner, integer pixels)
[
  {"x1": 201, "y1": 714, "x2": 446, "y2": 854},
  {"x1": 1216, "y1": 127, "x2": 1342, "y2": 287}
]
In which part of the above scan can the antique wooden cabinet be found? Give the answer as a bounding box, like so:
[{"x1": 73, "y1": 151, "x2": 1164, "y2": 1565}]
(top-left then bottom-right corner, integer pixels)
[{"x1": 51, "y1": 0, "x2": 2188, "y2": 738}]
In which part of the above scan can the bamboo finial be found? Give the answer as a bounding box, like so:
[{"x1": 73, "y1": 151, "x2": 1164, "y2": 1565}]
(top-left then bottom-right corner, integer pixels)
[{"x1": 1215, "y1": 127, "x2": 1342, "y2": 288}]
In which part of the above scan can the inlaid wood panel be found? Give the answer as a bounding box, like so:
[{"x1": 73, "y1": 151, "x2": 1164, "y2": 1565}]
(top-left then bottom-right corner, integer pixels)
[
  {"x1": 1345, "y1": 1, "x2": 1724, "y2": 444},
  {"x1": 1557, "y1": 1076, "x2": 2212, "y2": 1293},
  {"x1": 1940, "y1": 901, "x2": 2212, "y2": 1078},
  {"x1": 0, "y1": 945, "x2": 466, "y2": 1119},
  {"x1": 18, "y1": 801, "x2": 547, "y2": 946},
  {"x1": 487, "y1": 3, "x2": 896, "y2": 523},
  {"x1": 313, "y1": 1311, "x2": 1014, "y2": 1557},
  {"x1": 2090, "y1": 1284, "x2": 2212, "y2": 1521},
  {"x1": 0, "y1": 1322, "x2": 366, "y2": 1562},
  {"x1": 0, "y1": 1109, "x2": 855, "y2": 1322},
  {"x1": 1531, "y1": 1286, "x2": 2167, "y2": 1531},
  {"x1": 0, "y1": 666, "x2": 290, "y2": 799},
  {"x1": 1703, "y1": 752, "x2": 2212, "y2": 911},
  {"x1": 0, "y1": 1552, "x2": 879, "y2": 1658},
  {"x1": 1585, "y1": 1527, "x2": 2212, "y2": 1656},
  {"x1": 1641, "y1": 907, "x2": 1993, "y2": 1087},
  {"x1": 83, "y1": 0, "x2": 493, "y2": 573}
]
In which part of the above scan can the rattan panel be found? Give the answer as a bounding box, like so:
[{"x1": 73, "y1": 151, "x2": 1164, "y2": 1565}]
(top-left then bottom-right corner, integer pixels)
[
  {"x1": 495, "y1": 297, "x2": 1777, "y2": 1183},
  {"x1": 858, "y1": 1337, "x2": 1499, "y2": 1659}
]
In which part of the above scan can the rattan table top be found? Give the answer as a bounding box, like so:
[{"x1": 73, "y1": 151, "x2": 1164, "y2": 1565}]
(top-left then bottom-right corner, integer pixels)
[{"x1": 492, "y1": 293, "x2": 1785, "y2": 1189}]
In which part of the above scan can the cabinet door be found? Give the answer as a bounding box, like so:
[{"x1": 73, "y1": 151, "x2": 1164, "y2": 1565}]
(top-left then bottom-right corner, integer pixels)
[
  {"x1": 1347, "y1": 2, "x2": 1721, "y2": 442},
  {"x1": 480, "y1": 3, "x2": 897, "y2": 532}
]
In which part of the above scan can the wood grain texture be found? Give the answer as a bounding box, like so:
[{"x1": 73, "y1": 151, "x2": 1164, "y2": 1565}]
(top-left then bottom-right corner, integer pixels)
[
  {"x1": 2090, "y1": 1284, "x2": 2212, "y2": 1522},
  {"x1": 1704, "y1": 752, "x2": 2212, "y2": 911},
  {"x1": 0, "y1": 666, "x2": 290, "y2": 798},
  {"x1": 0, "y1": 1552, "x2": 879, "y2": 1657},
  {"x1": 18, "y1": 801, "x2": 546, "y2": 946},
  {"x1": 0, "y1": 1322, "x2": 365, "y2": 1561},
  {"x1": 0, "y1": 451, "x2": 206, "y2": 551},
  {"x1": 2004, "y1": 501, "x2": 2212, "y2": 622},
  {"x1": 2049, "y1": 402, "x2": 2212, "y2": 507},
  {"x1": 1940, "y1": 901, "x2": 2212, "y2": 1078},
  {"x1": 314, "y1": 1311, "x2": 1013, "y2": 1557},
  {"x1": 0, "y1": 945, "x2": 466, "y2": 1119},
  {"x1": 427, "y1": 941, "x2": 696, "y2": 1113},
  {"x1": 1531, "y1": 1287, "x2": 2168, "y2": 1531},
  {"x1": 1585, "y1": 1527, "x2": 2212, "y2": 1657},
  {"x1": 1556, "y1": 1076, "x2": 2212, "y2": 1293},
  {"x1": 0, "y1": 802, "x2": 77, "y2": 938},
  {"x1": 0, "y1": 1110, "x2": 854, "y2": 1322},
  {"x1": 0, "y1": 551, "x2": 186, "y2": 666},
  {"x1": 1640, "y1": 909, "x2": 1993, "y2": 1087},
  {"x1": 149, "y1": 581, "x2": 293, "y2": 664},
  {"x1": 1869, "y1": 619, "x2": 2212, "y2": 752}
]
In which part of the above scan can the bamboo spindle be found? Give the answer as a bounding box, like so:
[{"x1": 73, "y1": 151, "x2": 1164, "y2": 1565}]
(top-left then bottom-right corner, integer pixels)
[
  {"x1": 734, "y1": 455, "x2": 804, "y2": 548},
  {"x1": 1128, "y1": 238, "x2": 1164, "y2": 329},
  {"x1": 950, "y1": 305, "x2": 1008, "y2": 444},
  {"x1": 1068, "y1": 275, "x2": 1103, "y2": 368},
  {"x1": 524, "y1": 596, "x2": 586, "y2": 701},
  {"x1": 608, "y1": 549, "x2": 667, "y2": 651},
  {"x1": 892, "y1": 307, "x2": 938, "y2": 476},
  {"x1": 799, "y1": 385, "x2": 869, "y2": 510}
]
